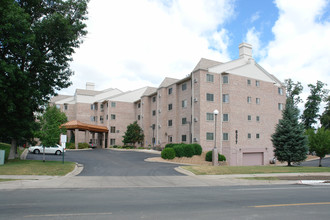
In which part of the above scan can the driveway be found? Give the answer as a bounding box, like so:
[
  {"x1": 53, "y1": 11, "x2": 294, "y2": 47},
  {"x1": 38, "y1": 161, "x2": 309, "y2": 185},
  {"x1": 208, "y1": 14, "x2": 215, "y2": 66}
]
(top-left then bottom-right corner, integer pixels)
[
  {"x1": 300, "y1": 157, "x2": 330, "y2": 167},
  {"x1": 26, "y1": 149, "x2": 185, "y2": 176}
]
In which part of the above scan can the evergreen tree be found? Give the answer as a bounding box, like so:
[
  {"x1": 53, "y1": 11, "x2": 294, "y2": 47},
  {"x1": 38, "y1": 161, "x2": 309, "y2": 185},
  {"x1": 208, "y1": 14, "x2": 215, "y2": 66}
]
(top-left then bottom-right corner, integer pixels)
[
  {"x1": 122, "y1": 121, "x2": 144, "y2": 147},
  {"x1": 284, "y1": 79, "x2": 303, "y2": 105},
  {"x1": 301, "y1": 81, "x2": 329, "y2": 129},
  {"x1": 0, "y1": 0, "x2": 89, "y2": 159},
  {"x1": 37, "y1": 105, "x2": 68, "y2": 146},
  {"x1": 320, "y1": 96, "x2": 330, "y2": 129},
  {"x1": 306, "y1": 128, "x2": 330, "y2": 167},
  {"x1": 272, "y1": 99, "x2": 308, "y2": 166}
]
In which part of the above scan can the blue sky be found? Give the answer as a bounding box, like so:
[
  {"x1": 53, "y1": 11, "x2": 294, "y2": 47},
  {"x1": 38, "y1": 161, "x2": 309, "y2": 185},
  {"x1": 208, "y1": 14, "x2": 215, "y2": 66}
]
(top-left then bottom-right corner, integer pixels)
[{"x1": 64, "y1": 0, "x2": 330, "y2": 108}]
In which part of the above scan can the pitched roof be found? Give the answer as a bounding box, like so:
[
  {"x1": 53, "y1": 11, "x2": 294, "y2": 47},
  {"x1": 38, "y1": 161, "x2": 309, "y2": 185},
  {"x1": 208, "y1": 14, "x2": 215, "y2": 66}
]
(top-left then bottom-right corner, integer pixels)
[
  {"x1": 61, "y1": 120, "x2": 108, "y2": 133},
  {"x1": 192, "y1": 58, "x2": 222, "y2": 72},
  {"x1": 159, "y1": 77, "x2": 180, "y2": 88},
  {"x1": 75, "y1": 89, "x2": 102, "y2": 96},
  {"x1": 142, "y1": 87, "x2": 157, "y2": 97}
]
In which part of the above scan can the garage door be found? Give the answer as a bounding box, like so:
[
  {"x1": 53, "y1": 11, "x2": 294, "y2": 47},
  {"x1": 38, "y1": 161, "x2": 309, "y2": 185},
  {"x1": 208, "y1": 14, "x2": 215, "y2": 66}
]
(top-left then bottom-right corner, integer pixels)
[{"x1": 243, "y1": 152, "x2": 264, "y2": 166}]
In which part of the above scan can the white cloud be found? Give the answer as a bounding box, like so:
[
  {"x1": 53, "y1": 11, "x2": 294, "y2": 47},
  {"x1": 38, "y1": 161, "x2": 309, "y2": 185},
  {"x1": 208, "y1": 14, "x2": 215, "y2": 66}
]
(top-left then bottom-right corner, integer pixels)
[
  {"x1": 259, "y1": 0, "x2": 330, "y2": 106},
  {"x1": 244, "y1": 27, "x2": 266, "y2": 58},
  {"x1": 250, "y1": 11, "x2": 260, "y2": 23},
  {"x1": 62, "y1": 0, "x2": 234, "y2": 94}
]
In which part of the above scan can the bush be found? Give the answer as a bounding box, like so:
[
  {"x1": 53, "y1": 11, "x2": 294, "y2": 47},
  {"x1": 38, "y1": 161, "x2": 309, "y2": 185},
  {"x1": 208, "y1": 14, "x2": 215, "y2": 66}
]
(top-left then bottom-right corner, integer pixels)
[
  {"x1": 161, "y1": 148, "x2": 176, "y2": 159},
  {"x1": 0, "y1": 142, "x2": 11, "y2": 162},
  {"x1": 165, "y1": 143, "x2": 176, "y2": 149},
  {"x1": 66, "y1": 142, "x2": 75, "y2": 149},
  {"x1": 182, "y1": 144, "x2": 195, "y2": 157},
  {"x1": 122, "y1": 145, "x2": 135, "y2": 149},
  {"x1": 78, "y1": 143, "x2": 89, "y2": 149},
  {"x1": 205, "y1": 151, "x2": 226, "y2": 162},
  {"x1": 173, "y1": 145, "x2": 184, "y2": 157},
  {"x1": 192, "y1": 144, "x2": 202, "y2": 155}
]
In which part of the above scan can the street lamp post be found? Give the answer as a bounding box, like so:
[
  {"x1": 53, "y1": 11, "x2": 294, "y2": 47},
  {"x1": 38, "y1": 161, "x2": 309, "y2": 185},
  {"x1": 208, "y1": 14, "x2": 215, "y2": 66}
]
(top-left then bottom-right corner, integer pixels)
[{"x1": 212, "y1": 109, "x2": 219, "y2": 166}]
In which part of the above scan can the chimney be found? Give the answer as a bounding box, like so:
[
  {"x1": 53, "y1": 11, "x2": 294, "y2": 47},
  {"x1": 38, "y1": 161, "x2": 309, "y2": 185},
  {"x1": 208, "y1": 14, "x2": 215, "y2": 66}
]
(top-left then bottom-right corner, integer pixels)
[
  {"x1": 86, "y1": 82, "x2": 95, "y2": 90},
  {"x1": 239, "y1": 42, "x2": 252, "y2": 59}
]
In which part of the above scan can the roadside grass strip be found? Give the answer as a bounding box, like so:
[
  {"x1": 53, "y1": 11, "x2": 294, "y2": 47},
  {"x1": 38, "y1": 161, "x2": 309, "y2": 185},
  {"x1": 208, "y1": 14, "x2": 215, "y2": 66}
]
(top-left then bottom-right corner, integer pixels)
[
  {"x1": 0, "y1": 159, "x2": 75, "y2": 176},
  {"x1": 182, "y1": 165, "x2": 330, "y2": 175}
]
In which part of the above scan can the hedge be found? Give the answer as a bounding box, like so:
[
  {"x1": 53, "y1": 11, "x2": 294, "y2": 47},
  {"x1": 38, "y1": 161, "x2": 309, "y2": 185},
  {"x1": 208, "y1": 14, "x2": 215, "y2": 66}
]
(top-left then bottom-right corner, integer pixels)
[
  {"x1": 192, "y1": 144, "x2": 202, "y2": 155},
  {"x1": 66, "y1": 142, "x2": 75, "y2": 149},
  {"x1": 164, "y1": 143, "x2": 202, "y2": 158},
  {"x1": 161, "y1": 148, "x2": 176, "y2": 159},
  {"x1": 78, "y1": 143, "x2": 89, "y2": 149},
  {"x1": 205, "y1": 151, "x2": 226, "y2": 162},
  {"x1": 0, "y1": 142, "x2": 11, "y2": 162}
]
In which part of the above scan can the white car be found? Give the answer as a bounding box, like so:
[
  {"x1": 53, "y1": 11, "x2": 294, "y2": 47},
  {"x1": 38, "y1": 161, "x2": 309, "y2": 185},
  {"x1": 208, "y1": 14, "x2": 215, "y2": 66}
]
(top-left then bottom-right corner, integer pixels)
[{"x1": 28, "y1": 144, "x2": 66, "y2": 155}]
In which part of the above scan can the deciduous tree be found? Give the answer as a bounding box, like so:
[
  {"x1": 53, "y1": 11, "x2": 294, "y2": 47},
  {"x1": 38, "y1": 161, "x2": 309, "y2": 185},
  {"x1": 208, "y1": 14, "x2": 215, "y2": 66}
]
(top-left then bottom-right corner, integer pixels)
[
  {"x1": 122, "y1": 121, "x2": 144, "y2": 147},
  {"x1": 306, "y1": 128, "x2": 330, "y2": 167},
  {"x1": 0, "y1": 0, "x2": 89, "y2": 159},
  {"x1": 320, "y1": 96, "x2": 330, "y2": 129}
]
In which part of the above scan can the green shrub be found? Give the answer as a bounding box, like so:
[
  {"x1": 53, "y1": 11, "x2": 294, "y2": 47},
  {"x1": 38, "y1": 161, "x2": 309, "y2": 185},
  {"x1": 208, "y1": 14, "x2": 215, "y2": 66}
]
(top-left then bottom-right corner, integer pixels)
[
  {"x1": 122, "y1": 145, "x2": 135, "y2": 149},
  {"x1": 165, "y1": 143, "x2": 176, "y2": 148},
  {"x1": 205, "y1": 151, "x2": 226, "y2": 162},
  {"x1": 112, "y1": 145, "x2": 119, "y2": 148},
  {"x1": 78, "y1": 143, "x2": 89, "y2": 149},
  {"x1": 192, "y1": 144, "x2": 202, "y2": 155},
  {"x1": 0, "y1": 142, "x2": 11, "y2": 162},
  {"x1": 182, "y1": 144, "x2": 195, "y2": 157},
  {"x1": 173, "y1": 145, "x2": 184, "y2": 157},
  {"x1": 66, "y1": 142, "x2": 75, "y2": 149},
  {"x1": 161, "y1": 148, "x2": 176, "y2": 159}
]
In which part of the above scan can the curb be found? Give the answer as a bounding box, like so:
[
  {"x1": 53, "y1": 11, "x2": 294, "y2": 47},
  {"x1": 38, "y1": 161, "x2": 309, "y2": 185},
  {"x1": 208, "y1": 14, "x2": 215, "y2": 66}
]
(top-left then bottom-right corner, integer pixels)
[
  {"x1": 20, "y1": 149, "x2": 28, "y2": 160},
  {"x1": 174, "y1": 167, "x2": 196, "y2": 176},
  {"x1": 110, "y1": 148, "x2": 161, "y2": 155},
  {"x1": 65, "y1": 163, "x2": 84, "y2": 177}
]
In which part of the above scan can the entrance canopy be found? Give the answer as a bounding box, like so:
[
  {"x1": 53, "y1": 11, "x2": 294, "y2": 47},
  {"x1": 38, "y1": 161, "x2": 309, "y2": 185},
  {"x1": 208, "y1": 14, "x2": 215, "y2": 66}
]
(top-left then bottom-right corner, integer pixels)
[{"x1": 61, "y1": 120, "x2": 108, "y2": 133}]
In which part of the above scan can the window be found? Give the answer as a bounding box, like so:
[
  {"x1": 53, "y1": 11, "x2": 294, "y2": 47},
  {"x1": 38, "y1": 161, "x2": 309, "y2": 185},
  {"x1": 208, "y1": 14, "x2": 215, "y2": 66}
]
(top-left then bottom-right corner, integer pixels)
[
  {"x1": 182, "y1": 135, "x2": 187, "y2": 142},
  {"x1": 91, "y1": 104, "x2": 95, "y2": 110},
  {"x1": 168, "y1": 120, "x2": 173, "y2": 127},
  {"x1": 111, "y1": 114, "x2": 116, "y2": 120},
  {"x1": 248, "y1": 133, "x2": 251, "y2": 139},
  {"x1": 168, "y1": 88, "x2": 173, "y2": 95},
  {"x1": 206, "y1": 93, "x2": 214, "y2": 102},
  {"x1": 100, "y1": 104, "x2": 104, "y2": 112},
  {"x1": 278, "y1": 103, "x2": 283, "y2": 110},
  {"x1": 110, "y1": 139, "x2": 116, "y2": 145},
  {"x1": 256, "y1": 98, "x2": 260, "y2": 104},
  {"x1": 152, "y1": 96, "x2": 156, "y2": 102},
  {"x1": 182, "y1": 100, "x2": 187, "y2": 108},
  {"x1": 206, "y1": 132, "x2": 214, "y2": 141},
  {"x1": 247, "y1": 79, "x2": 251, "y2": 85},
  {"x1": 106, "y1": 115, "x2": 108, "y2": 120},
  {"x1": 256, "y1": 133, "x2": 260, "y2": 139},
  {"x1": 100, "y1": 116, "x2": 104, "y2": 123},
  {"x1": 56, "y1": 104, "x2": 60, "y2": 109},
  {"x1": 222, "y1": 75, "x2": 229, "y2": 84},
  {"x1": 206, "y1": 74, "x2": 214, "y2": 82},
  {"x1": 223, "y1": 133, "x2": 229, "y2": 141},
  {"x1": 248, "y1": 115, "x2": 252, "y2": 121},
  {"x1": 138, "y1": 103, "x2": 141, "y2": 108},
  {"x1": 110, "y1": 127, "x2": 116, "y2": 133},
  {"x1": 256, "y1": 116, "x2": 260, "y2": 122},
  {"x1": 90, "y1": 116, "x2": 94, "y2": 122},
  {"x1": 138, "y1": 115, "x2": 141, "y2": 120},
  {"x1": 206, "y1": 113, "x2": 214, "y2": 121},
  {"x1": 152, "y1": 110, "x2": 156, "y2": 116},
  {"x1": 278, "y1": 87, "x2": 283, "y2": 95},
  {"x1": 168, "y1": 136, "x2": 173, "y2": 143},
  {"x1": 168, "y1": 104, "x2": 173, "y2": 111},
  {"x1": 64, "y1": 104, "x2": 68, "y2": 110},
  {"x1": 182, "y1": 83, "x2": 187, "y2": 91},
  {"x1": 247, "y1": 96, "x2": 252, "y2": 103},
  {"x1": 223, "y1": 114, "x2": 229, "y2": 122},
  {"x1": 223, "y1": 94, "x2": 229, "y2": 103},
  {"x1": 182, "y1": 117, "x2": 187, "y2": 125},
  {"x1": 256, "y1": 80, "x2": 260, "y2": 87},
  {"x1": 111, "y1": 102, "x2": 116, "y2": 108}
]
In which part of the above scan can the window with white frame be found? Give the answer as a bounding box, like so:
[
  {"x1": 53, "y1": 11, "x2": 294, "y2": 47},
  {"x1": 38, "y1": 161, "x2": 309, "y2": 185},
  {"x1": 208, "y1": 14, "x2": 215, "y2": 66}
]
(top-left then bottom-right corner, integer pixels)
[
  {"x1": 206, "y1": 74, "x2": 214, "y2": 82},
  {"x1": 223, "y1": 94, "x2": 229, "y2": 103},
  {"x1": 247, "y1": 79, "x2": 251, "y2": 85},
  {"x1": 223, "y1": 113, "x2": 229, "y2": 122},
  {"x1": 152, "y1": 96, "x2": 156, "y2": 102},
  {"x1": 182, "y1": 135, "x2": 187, "y2": 142},
  {"x1": 110, "y1": 126, "x2": 116, "y2": 133},
  {"x1": 168, "y1": 136, "x2": 173, "y2": 143},
  {"x1": 248, "y1": 133, "x2": 251, "y2": 139},
  {"x1": 256, "y1": 133, "x2": 260, "y2": 139},
  {"x1": 256, "y1": 98, "x2": 260, "y2": 104},
  {"x1": 168, "y1": 87, "x2": 173, "y2": 95},
  {"x1": 223, "y1": 133, "x2": 229, "y2": 141},
  {"x1": 152, "y1": 110, "x2": 156, "y2": 116},
  {"x1": 206, "y1": 113, "x2": 214, "y2": 121},
  {"x1": 248, "y1": 115, "x2": 252, "y2": 121},
  {"x1": 222, "y1": 75, "x2": 229, "y2": 84},
  {"x1": 100, "y1": 104, "x2": 104, "y2": 112},
  {"x1": 111, "y1": 114, "x2": 116, "y2": 120},
  {"x1": 56, "y1": 104, "x2": 60, "y2": 109},
  {"x1": 182, "y1": 83, "x2": 187, "y2": 91},
  {"x1": 278, "y1": 103, "x2": 283, "y2": 110},
  {"x1": 100, "y1": 116, "x2": 104, "y2": 123},
  {"x1": 247, "y1": 96, "x2": 252, "y2": 103},
  {"x1": 278, "y1": 87, "x2": 283, "y2": 95},
  {"x1": 64, "y1": 104, "x2": 68, "y2": 110},
  {"x1": 168, "y1": 103, "x2": 173, "y2": 111},
  {"x1": 256, "y1": 80, "x2": 260, "y2": 87},
  {"x1": 168, "y1": 120, "x2": 173, "y2": 127},
  {"x1": 206, "y1": 132, "x2": 214, "y2": 140},
  {"x1": 111, "y1": 102, "x2": 116, "y2": 108},
  {"x1": 110, "y1": 139, "x2": 116, "y2": 145},
  {"x1": 256, "y1": 116, "x2": 260, "y2": 122},
  {"x1": 182, "y1": 117, "x2": 187, "y2": 125},
  {"x1": 206, "y1": 93, "x2": 214, "y2": 101}
]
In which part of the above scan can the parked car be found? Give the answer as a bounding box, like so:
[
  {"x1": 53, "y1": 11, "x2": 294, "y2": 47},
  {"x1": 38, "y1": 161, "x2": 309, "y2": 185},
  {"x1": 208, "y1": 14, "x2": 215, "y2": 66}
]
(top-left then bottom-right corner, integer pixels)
[{"x1": 28, "y1": 144, "x2": 65, "y2": 155}]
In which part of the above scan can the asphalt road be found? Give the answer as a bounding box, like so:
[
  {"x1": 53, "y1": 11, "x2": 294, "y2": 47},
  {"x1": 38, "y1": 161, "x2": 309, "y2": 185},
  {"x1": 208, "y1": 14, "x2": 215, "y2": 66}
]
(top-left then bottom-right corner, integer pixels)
[
  {"x1": 1, "y1": 185, "x2": 330, "y2": 220},
  {"x1": 26, "y1": 149, "x2": 185, "y2": 176},
  {"x1": 301, "y1": 157, "x2": 330, "y2": 167}
]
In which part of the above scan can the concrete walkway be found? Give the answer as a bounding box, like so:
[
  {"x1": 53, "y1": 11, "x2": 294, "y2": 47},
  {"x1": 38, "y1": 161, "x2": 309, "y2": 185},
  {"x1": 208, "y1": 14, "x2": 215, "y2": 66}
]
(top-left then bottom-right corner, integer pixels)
[{"x1": 1, "y1": 163, "x2": 330, "y2": 190}]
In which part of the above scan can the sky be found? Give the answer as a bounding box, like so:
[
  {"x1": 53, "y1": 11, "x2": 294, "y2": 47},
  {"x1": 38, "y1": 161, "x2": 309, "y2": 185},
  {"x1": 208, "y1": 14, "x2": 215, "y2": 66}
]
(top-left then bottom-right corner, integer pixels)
[{"x1": 63, "y1": 0, "x2": 330, "y2": 109}]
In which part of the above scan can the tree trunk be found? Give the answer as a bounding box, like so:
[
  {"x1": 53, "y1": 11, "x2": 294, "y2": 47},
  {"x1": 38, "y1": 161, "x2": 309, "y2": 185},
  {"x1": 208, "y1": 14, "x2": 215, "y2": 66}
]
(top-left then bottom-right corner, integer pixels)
[
  {"x1": 287, "y1": 159, "x2": 291, "y2": 166},
  {"x1": 8, "y1": 139, "x2": 18, "y2": 159},
  {"x1": 319, "y1": 157, "x2": 323, "y2": 167}
]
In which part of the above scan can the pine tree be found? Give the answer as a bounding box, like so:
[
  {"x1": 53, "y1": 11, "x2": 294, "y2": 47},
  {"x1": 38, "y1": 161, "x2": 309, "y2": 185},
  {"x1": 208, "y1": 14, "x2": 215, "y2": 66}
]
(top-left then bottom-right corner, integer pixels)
[
  {"x1": 122, "y1": 121, "x2": 144, "y2": 147},
  {"x1": 272, "y1": 100, "x2": 308, "y2": 166},
  {"x1": 320, "y1": 96, "x2": 330, "y2": 129}
]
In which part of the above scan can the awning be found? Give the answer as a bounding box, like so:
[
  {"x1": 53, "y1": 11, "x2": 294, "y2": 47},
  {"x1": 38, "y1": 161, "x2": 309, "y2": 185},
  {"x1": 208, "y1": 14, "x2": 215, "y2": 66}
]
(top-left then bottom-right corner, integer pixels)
[{"x1": 61, "y1": 120, "x2": 108, "y2": 133}]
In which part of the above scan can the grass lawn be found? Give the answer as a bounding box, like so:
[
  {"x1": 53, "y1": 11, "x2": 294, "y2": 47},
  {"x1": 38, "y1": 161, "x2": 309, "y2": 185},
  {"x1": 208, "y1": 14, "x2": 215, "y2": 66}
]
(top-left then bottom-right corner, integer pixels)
[
  {"x1": 0, "y1": 159, "x2": 75, "y2": 176},
  {"x1": 182, "y1": 165, "x2": 330, "y2": 175}
]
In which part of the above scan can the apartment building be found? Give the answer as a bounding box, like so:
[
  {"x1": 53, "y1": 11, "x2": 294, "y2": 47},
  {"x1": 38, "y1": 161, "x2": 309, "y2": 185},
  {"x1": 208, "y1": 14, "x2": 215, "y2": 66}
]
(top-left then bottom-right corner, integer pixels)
[{"x1": 52, "y1": 43, "x2": 286, "y2": 166}]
